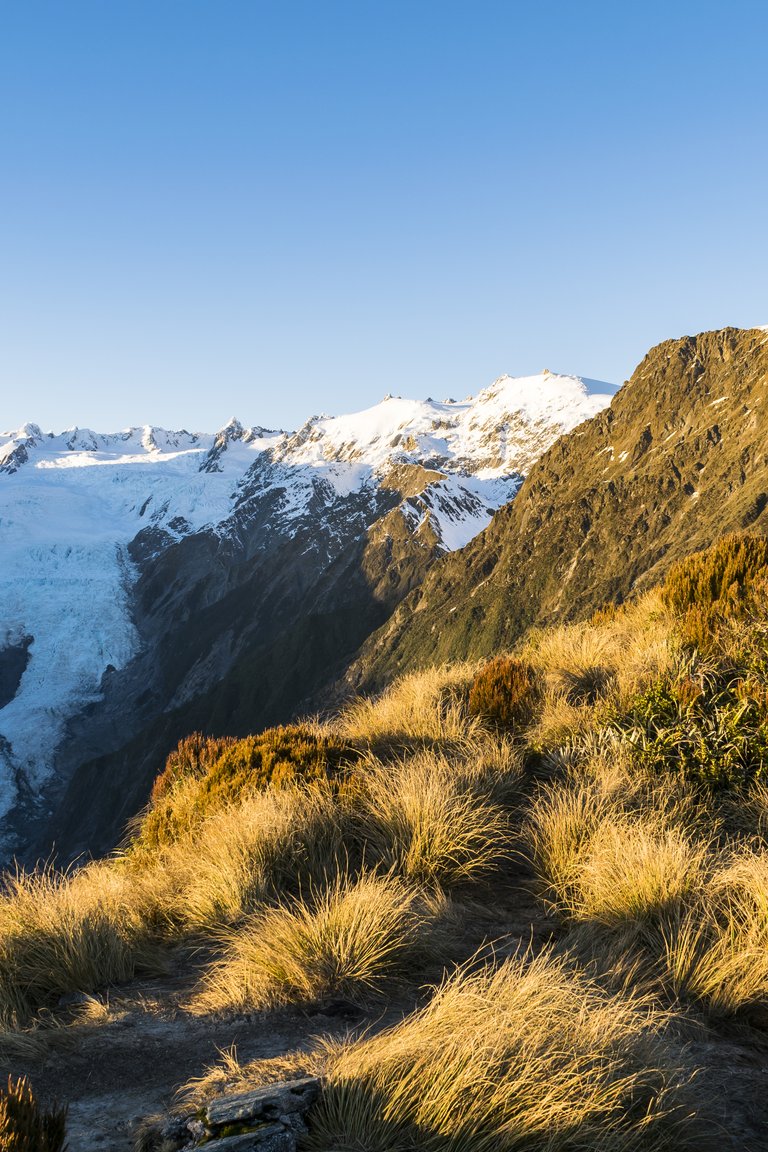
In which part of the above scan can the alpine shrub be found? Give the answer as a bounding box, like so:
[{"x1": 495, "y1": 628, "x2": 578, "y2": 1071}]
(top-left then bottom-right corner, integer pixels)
[
  {"x1": 468, "y1": 657, "x2": 541, "y2": 732},
  {"x1": 613, "y1": 673, "x2": 768, "y2": 789},
  {"x1": 663, "y1": 534, "x2": 768, "y2": 652},
  {"x1": 138, "y1": 726, "x2": 355, "y2": 848}
]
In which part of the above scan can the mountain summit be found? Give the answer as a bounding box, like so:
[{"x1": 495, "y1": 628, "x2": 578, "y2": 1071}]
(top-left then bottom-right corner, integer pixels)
[{"x1": 0, "y1": 371, "x2": 613, "y2": 859}]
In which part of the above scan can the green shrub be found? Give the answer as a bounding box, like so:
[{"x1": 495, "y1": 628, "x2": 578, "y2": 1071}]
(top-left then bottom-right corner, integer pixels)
[
  {"x1": 0, "y1": 1076, "x2": 67, "y2": 1152},
  {"x1": 613, "y1": 672, "x2": 768, "y2": 789},
  {"x1": 138, "y1": 726, "x2": 355, "y2": 848},
  {"x1": 468, "y1": 657, "x2": 541, "y2": 731}
]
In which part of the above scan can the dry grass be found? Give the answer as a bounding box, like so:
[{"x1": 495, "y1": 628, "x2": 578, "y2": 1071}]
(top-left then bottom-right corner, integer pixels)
[
  {"x1": 353, "y1": 752, "x2": 512, "y2": 888},
  {"x1": 525, "y1": 593, "x2": 676, "y2": 750},
  {"x1": 0, "y1": 1075, "x2": 68, "y2": 1152},
  {"x1": 527, "y1": 780, "x2": 621, "y2": 916},
  {"x1": 177, "y1": 1044, "x2": 316, "y2": 1110},
  {"x1": 527, "y1": 770, "x2": 708, "y2": 931},
  {"x1": 662, "y1": 849, "x2": 768, "y2": 1019},
  {"x1": 195, "y1": 872, "x2": 439, "y2": 1013},
  {"x1": 309, "y1": 947, "x2": 700, "y2": 1152},
  {"x1": 576, "y1": 821, "x2": 708, "y2": 927},
  {"x1": 339, "y1": 663, "x2": 480, "y2": 746},
  {"x1": 0, "y1": 863, "x2": 167, "y2": 1030},
  {"x1": 175, "y1": 783, "x2": 348, "y2": 928}
]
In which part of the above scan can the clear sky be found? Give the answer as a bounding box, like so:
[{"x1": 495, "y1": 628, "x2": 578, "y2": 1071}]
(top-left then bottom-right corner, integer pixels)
[{"x1": 1, "y1": 0, "x2": 766, "y2": 434}]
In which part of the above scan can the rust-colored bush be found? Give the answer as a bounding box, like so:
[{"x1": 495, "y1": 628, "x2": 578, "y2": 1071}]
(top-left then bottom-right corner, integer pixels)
[
  {"x1": 0, "y1": 1076, "x2": 67, "y2": 1152},
  {"x1": 150, "y1": 732, "x2": 238, "y2": 803},
  {"x1": 468, "y1": 657, "x2": 541, "y2": 732},
  {"x1": 138, "y1": 726, "x2": 355, "y2": 848}
]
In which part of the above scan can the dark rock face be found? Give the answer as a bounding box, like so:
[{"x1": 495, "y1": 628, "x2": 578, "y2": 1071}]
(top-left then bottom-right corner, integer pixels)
[
  {"x1": 347, "y1": 327, "x2": 768, "y2": 688},
  {"x1": 22, "y1": 470, "x2": 444, "y2": 862},
  {"x1": 0, "y1": 637, "x2": 32, "y2": 710}
]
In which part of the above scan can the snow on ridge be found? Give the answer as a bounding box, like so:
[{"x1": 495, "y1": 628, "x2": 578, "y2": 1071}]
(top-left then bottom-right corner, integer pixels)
[
  {"x1": 278, "y1": 371, "x2": 616, "y2": 481},
  {"x1": 0, "y1": 373, "x2": 616, "y2": 817}
]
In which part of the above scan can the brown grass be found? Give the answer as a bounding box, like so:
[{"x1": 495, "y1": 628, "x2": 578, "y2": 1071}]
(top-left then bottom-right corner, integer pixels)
[
  {"x1": 308, "y1": 948, "x2": 700, "y2": 1152},
  {"x1": 339, "y1": 663, "x2": 480, "y2": 746},
  {"x1": 353, "y1": 752, "x2": 512, "y2": 888},
  {"x1": 195, "y1": 872, "x2": 441, "y2": 1013}
]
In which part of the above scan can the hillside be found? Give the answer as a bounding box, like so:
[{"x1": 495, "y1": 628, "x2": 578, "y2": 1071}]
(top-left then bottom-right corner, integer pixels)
[
  {"x1": 0, "y1": 373, "x2": 614, "y2": 861},
  {"x1": 4, "y1": 535, "x2": 768, "y2": 1150},
  {"x1": 348, "y1": 326, "x2": 768, "y2": 690}
]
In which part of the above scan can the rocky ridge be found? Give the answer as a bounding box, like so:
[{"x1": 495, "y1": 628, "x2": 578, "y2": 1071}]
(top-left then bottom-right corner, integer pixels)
[{"x1": 346, "y1": 326, "x2": 768, "y2": 691}]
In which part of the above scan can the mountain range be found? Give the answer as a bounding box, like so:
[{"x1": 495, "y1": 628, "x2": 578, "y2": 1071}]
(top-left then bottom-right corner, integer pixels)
[
  {"x1": 0, "y1": 371, "x2": 614, "y2": 859},
  {"x1": 3, "y1": 324, "x2": 767, "y2": 862}
]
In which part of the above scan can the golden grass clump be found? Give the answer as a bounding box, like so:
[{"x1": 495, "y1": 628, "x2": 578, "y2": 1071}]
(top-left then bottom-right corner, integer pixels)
[
  {"x1": 308, "y1": 948, "x2": 699, "y2": 1152},
  {"x1": 176, "y1": 783, "x2": 347, "y2": 928},
  {"x1": 662, "y1": 848, "x2": 768, "y2": 1020},
  {"x1": 575, "y1": 820, "x2": 708, "y2": 927},
  {"x1": 339, "y1": 663, "x2": 479, "y2": 746},
  {"x1": 527, "y1": 781, "x2": 620, "y2": 916},
  {"x1": 523, "y1": 593, "x2": 676, "y2": 752},
  {"x1": 354, "y1": 753, "x2": 512, "y2": 888},
  {"x1": 527, "y1": 775, "x2": 707, "y2": 930},
  {"x1": 0, "y1": 863, "x2": 166, "y2": 1030},
  {"x1": 0, "y1": 1075, "x2": 67, "y2": 1152},
  {"x1": 196, "y1": 872, "x2": 437, "y2": 1012}
]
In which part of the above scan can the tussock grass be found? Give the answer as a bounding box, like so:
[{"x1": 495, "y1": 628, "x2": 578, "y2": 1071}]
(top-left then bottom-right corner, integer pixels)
[
  {"x1": 576, "y1": 821, "x2": 708, "y2": 927},
  {"x1": 354, "y1": 753, "x2": 512, "y2": 888},
  {"x1": 662, "y1": 849, "x2": 768, "y2": 1019},
  {"x1": 309, "y1": 948, "x2": 700, "y2": 1152},
  {"x1": 196, "y1": 872, "x2": 440, "y2": 1012},
  {"x1": 0, "y1": 1075, "x2": 67, "y2": 1152},
  {"x1": 339, "y1": 663, "x2": 479, "y2": 746},
  {"x1": 176, "y1": 784, "x2": 348, "y2": 928},
  {"x1": 177, "y1": 1044, "x2": 315, "y2": 1110},
  {"x1": 527, "y1": 781, "x2": 621, "y2": 916},
  {"x1": 0, "y1": 863, "x2": 166, "y2": 1029},
  {"x1": 528, "y1": 767, "x2": 708, "y2": 931}
]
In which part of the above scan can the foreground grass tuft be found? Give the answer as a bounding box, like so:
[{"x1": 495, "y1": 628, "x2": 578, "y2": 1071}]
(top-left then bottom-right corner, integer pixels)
[
  {"x1": 309, "y1": 948, "x2": 700, "y2": 1152},
  {"x1": 196, "y1": 872, "x2": 439, "y2": 1012},
  {"x1": 0, "y1": 1075, "x2": 67, "y2": 1152},
  {"x1": 0, "y1": 864, "x2": 166, "y2": 1030}
]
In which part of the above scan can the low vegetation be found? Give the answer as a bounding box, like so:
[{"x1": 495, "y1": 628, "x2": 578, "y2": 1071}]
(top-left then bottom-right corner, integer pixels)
[
  {"x1": 196, "y1": 872, "x2": 440, "y2": 1013},
  {"x1": 309, "y1": 949, "x2": 699, "y2": 1152},
  {"x1": 0, "y1": 1075, "x2": 67, "y2": 1152},
  {"x1": 5, "y1": 532, "x2": 768, "y2": 1146}
]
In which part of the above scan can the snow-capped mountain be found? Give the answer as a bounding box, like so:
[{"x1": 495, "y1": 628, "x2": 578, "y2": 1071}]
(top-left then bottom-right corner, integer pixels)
[{"x1": 0, "y1": 371, "x2": 616, "y2": 859}]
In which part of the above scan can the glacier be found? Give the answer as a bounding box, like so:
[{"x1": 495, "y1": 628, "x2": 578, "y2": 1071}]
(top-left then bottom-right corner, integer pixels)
[{"x1": 0, "y1": 371, "x2": 617, "y2": 825}]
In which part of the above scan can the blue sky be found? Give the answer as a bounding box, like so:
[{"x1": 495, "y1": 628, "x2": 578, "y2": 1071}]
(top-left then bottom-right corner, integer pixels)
[{"x1": 1, "y1": 0, "x2": 766, "y2": 433}]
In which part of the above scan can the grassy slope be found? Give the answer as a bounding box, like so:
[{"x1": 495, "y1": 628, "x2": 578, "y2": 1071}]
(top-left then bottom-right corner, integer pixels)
[
  {"x1": 346, "y1": 326, "x2": 768, "y2": 691},
  {"x1": 7, "y1": 536, "x2": 768, "y2": 1148}
]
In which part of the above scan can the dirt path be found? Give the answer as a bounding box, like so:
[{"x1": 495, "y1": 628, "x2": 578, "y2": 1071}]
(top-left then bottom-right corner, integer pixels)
[{"x1": 5, "y1": 880, "x2": 768, "y2": 1151}]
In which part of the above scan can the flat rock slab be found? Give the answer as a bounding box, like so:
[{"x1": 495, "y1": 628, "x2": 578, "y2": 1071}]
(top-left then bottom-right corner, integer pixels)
[
  {"x1": 205, "y1": 1077, "x2": 320, "y2": 1128},
  {"x1": 196, "y1": 1126, "x2": 293, "y2": 1151}
]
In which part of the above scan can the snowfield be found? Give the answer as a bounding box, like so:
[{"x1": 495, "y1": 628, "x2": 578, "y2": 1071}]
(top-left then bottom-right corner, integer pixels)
[{"x1": 0, "y1": 372, "x2": 617, "y2": 820}]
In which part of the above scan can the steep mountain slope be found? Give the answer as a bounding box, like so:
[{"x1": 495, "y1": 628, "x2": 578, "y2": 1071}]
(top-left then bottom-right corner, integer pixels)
[
  {"x1": 348, "y1": 326, "x2": 768, "y2": 690},
  {"x1": 0, "y1": 372, "x2": 614, "y2": 859}
]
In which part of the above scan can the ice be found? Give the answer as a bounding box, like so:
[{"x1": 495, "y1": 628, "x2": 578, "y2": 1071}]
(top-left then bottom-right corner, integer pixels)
[{"x1": 0, "y1": 370, "x2": 616, "y2": 813}]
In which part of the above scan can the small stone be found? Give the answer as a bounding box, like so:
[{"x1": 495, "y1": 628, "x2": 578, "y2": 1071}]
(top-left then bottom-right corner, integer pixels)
[
  {"x1": 186, "y1": 1117, "x2": 206, "y2": 1141},
  {"x1": 205, "y1": 1077, "x2": 320, "y2": 1127},
  {"x1": 279, "y1": 1112, "x2": 309, "y2": 1137}
]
